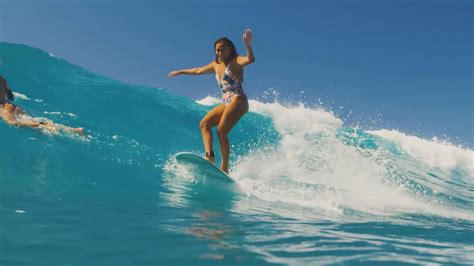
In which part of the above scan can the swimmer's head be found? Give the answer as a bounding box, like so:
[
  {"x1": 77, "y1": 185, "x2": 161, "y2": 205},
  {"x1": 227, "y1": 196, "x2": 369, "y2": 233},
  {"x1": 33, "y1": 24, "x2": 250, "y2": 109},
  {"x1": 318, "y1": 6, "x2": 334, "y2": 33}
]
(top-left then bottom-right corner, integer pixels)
[
  {"x1": 0, "y1": 75, "x2": 14, "y2": 101},
  {"x1": 214, "y1": 37, "x2": 238, "y2": 64}
]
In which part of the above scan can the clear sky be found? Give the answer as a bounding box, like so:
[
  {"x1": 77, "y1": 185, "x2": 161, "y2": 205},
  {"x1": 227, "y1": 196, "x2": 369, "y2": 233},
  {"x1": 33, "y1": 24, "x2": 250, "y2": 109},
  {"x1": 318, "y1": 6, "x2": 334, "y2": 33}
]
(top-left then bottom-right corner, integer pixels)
[{"x1": 0, "y1": 0, "x2": 472, "y2": 146}]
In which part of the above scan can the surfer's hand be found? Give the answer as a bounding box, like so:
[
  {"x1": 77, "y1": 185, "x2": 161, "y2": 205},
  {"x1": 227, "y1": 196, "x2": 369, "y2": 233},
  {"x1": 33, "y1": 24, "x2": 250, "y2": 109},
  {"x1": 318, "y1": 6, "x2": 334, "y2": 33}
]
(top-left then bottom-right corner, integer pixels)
[
  {"x1": 168, "y1": 70, "x2": 181, "y2": 78},
  {"x1": 243, "y1": 28, "x2": 253, "y2": 47}
]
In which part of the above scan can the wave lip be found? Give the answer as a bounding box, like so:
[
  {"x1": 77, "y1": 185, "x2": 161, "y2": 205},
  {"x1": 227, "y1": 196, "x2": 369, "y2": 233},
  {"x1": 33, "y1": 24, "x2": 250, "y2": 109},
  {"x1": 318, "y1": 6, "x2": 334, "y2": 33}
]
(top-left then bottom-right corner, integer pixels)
[
  {"x1": 368, "y1": 129, "x2": 474, "y2": 177},
  {"x1": 206, "y1": 100, "x2": 474, "y2": 221}
]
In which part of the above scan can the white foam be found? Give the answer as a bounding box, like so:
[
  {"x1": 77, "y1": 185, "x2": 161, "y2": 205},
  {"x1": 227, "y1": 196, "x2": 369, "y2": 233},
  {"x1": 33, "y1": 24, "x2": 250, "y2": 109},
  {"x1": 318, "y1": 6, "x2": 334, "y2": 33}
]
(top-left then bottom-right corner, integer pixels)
[
  {"x1": 44, "y1": 111, "x2": 62, "y2": 115},
  {"x1": 232, "y1": 102, "x2": 410, "y2": 216},
  {"x1": 12, "y1": 92, "x2": 30, "y2": 100},
  {"x1": 367, "y1": 129, "x2": 474, "y2": 176},
  {"x1": 12, "y1": 92, "x2": 43, "y2": 102},
  {"x1": 44, "y1": 111, "x2": 77, "y2": 117},
  {"x1": 182, "y1": 97, "x2": 473, "y2": 221},
  {"x1": 196, "y1": 95, "x2": 221, "y2": 106},
  {"x1": 161, "y1": 155, "x2": 203, "y2": 208},
  {"x1": 228, "y1": 101, "x2": 473, "y2": 221}
]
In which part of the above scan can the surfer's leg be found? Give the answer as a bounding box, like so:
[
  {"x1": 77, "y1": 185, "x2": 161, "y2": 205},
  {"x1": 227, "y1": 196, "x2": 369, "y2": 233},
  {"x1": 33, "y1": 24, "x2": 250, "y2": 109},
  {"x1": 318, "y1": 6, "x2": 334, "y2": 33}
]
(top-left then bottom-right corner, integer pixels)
[
  {"x1": 199, "y1": 104, "x2": 226, "y2": 163},
  {"x1": 217, "y1": 96, "x2": 248, "y2": 173}
]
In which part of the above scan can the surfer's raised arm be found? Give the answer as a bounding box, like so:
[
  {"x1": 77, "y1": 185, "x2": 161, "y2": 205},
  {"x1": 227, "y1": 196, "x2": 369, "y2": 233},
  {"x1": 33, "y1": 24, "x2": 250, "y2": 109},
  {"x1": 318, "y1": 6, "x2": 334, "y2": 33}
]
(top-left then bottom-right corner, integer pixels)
[
  {"x1": 237, "y1": 28, "x2": 255, "y2": 67},
  {"x1": 168, "y1": 62, "x2": 215, "y2": 78}
]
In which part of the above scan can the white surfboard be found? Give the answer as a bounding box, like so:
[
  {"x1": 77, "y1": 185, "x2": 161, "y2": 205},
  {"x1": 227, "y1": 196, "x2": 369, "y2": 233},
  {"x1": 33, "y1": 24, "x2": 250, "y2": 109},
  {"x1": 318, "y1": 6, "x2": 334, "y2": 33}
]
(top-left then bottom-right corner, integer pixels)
[{"x1": 175, "y1": 152, "x2": 234, "y2": 183}]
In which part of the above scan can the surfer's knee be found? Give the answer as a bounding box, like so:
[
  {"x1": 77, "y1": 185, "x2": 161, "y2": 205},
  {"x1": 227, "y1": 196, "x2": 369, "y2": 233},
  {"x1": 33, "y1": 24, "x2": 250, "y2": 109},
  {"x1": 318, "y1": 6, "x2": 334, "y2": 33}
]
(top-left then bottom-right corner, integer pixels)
[{"x1": 199, "y1": 119, "x2": 211, "y2": 131}]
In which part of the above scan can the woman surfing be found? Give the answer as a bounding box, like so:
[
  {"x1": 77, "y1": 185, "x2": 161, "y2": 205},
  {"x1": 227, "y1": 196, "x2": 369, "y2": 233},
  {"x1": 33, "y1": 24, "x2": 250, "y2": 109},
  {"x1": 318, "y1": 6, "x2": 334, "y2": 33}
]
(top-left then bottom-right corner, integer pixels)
[{"x1": 169, "y1": 29, "x2": 255, "y2": 173}]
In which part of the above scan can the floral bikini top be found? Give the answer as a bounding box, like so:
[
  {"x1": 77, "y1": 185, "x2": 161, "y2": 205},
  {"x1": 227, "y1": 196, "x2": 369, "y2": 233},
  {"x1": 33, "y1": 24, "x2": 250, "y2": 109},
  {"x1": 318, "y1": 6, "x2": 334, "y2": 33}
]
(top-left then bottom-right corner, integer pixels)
[{"x1": 215, "y1": 63, "x2": 245, "y2": 104}]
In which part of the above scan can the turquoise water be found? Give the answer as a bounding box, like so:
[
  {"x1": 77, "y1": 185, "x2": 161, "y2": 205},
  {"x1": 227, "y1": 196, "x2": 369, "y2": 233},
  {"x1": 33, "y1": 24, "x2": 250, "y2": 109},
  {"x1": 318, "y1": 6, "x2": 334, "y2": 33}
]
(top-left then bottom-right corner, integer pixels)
[{"x1": 1, "y1": 42, "x2": 473, "y2": 265}]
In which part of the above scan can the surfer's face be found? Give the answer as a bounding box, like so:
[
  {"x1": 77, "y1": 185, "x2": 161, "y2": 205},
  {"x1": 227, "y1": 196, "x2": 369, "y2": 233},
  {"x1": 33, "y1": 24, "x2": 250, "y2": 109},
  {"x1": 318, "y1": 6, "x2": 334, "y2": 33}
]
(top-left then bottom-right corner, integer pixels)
[{"x1": 215, "y1": 42, "x2": 230, "y2": 62}]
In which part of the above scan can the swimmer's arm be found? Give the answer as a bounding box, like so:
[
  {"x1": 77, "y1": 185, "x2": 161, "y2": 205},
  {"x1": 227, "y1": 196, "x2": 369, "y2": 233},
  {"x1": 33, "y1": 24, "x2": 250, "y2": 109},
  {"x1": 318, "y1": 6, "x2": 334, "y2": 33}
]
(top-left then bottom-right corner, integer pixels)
[{"x1": 168, "y1": 62, "x2": 215, "y2": 77}]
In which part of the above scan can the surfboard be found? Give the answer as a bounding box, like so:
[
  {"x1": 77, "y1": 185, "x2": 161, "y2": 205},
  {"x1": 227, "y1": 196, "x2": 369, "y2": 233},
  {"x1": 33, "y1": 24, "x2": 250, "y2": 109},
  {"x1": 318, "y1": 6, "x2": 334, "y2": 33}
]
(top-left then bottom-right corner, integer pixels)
[{"x1": 175, "y1": 152, "x2": 234, "y2": 183}]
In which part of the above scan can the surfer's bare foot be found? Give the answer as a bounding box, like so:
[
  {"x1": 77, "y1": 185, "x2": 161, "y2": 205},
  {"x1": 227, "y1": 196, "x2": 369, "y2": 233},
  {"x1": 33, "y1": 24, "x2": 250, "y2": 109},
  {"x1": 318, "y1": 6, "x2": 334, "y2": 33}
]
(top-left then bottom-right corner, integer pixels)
[
  {"x1": 204, "y1": 156, "x2": 215, "y2": 164},
  {"x1": 220, "y1": 166, "x2": 228, "y2": 174},
  {"x1": 204, "y1": 151, "x2": 215, "y2": 164}
]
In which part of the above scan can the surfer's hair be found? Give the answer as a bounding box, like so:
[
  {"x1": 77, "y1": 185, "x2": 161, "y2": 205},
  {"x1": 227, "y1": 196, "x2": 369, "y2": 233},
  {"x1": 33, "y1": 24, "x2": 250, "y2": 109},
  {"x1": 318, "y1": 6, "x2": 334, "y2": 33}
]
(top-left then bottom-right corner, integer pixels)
[{"x1": 214, "y1": 37, "x2": 238, "y2": 63}]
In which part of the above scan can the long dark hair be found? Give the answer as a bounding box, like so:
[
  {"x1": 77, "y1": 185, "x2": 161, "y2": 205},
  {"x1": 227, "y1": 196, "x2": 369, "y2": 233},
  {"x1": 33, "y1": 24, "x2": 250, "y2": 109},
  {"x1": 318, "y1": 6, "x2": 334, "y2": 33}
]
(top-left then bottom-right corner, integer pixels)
[{"x1": 214, "y1": 37, "x2": 238, "y2": 63}]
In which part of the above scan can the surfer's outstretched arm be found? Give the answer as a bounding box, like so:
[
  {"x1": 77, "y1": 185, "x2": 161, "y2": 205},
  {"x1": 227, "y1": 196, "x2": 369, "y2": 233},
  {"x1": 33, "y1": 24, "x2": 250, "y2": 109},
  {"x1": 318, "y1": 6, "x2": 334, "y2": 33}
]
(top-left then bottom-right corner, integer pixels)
[{"x1": 168, "y1": 62, "x2": 215, "y2": 78}]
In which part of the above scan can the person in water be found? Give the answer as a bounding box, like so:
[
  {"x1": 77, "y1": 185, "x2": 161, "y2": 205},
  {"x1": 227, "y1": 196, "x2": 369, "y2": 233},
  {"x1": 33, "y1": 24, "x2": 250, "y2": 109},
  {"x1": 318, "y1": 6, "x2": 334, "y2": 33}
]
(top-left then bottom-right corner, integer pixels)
[
  {"x1": 0, "y1": 75, "x2": 85, "y2": 135},
  {"x1": 168, "y1": 28, "x2": 255, "y2": 173}
]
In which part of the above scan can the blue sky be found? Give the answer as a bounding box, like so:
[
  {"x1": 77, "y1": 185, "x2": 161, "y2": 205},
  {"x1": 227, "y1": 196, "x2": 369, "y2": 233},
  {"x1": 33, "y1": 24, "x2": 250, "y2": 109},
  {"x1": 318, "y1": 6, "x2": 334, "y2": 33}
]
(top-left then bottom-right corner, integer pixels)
[{"x1": 0, "y1": 0, "x2": 472, "y2": 146}]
